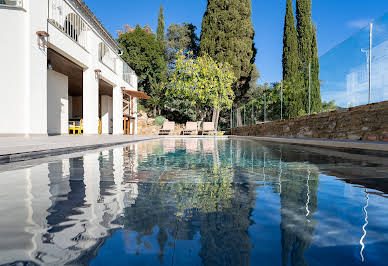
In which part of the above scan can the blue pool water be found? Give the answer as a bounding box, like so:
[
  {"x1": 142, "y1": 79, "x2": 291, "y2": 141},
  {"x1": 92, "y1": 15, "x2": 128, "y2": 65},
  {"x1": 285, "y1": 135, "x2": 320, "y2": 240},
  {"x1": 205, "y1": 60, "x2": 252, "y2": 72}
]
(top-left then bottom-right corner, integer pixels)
[{"x1": 0, "y1": 138, "x2": 387, "y2": 265}]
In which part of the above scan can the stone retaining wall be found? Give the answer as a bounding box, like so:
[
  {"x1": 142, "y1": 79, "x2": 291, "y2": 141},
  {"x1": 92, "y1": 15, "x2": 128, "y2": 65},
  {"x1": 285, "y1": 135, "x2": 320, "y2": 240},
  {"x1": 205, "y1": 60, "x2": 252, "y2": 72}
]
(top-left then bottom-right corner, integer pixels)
[{"x1": 231, "y1": 101, "x2": 388, "y2": 142}]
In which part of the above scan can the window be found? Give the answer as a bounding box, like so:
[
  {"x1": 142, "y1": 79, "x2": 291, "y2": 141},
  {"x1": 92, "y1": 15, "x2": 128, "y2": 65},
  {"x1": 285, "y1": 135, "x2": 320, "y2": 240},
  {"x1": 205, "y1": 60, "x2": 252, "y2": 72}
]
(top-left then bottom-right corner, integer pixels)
[{"x1": 0, "y1": 0, "x2": 23, "y2": 7}]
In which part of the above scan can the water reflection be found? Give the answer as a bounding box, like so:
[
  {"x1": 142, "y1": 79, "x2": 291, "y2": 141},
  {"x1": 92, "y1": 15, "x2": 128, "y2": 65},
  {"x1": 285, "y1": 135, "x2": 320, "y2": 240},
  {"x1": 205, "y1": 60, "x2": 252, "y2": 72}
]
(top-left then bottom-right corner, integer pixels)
[{"x1": 0, "y1": 139, "x2": 387, "y2": 265}]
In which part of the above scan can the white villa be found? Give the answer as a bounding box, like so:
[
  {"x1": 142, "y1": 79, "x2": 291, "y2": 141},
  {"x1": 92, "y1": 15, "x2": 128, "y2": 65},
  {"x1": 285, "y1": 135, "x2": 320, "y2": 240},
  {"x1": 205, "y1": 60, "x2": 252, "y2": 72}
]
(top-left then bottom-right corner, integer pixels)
[{"x1": 0, "y1": 0, "x2": 149, "y2": 136}]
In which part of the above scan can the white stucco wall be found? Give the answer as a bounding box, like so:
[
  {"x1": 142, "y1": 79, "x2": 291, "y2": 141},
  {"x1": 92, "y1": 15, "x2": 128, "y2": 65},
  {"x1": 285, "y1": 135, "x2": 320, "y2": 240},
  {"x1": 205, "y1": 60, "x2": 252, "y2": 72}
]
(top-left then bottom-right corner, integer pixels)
[
  {"x1": 0, "y1": 6, "x2": 28, "y2": 135},
  {"x1": 47, "y1": 70, "x2": 68, "y2": 135}
]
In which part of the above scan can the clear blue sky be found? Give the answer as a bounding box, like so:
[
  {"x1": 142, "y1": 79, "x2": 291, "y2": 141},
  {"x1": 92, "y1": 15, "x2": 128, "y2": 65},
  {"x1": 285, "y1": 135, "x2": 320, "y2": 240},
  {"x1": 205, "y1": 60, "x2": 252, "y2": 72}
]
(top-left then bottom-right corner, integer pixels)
[{"x1": 86, "y1": 0, "x2": 388, "y2": 84}]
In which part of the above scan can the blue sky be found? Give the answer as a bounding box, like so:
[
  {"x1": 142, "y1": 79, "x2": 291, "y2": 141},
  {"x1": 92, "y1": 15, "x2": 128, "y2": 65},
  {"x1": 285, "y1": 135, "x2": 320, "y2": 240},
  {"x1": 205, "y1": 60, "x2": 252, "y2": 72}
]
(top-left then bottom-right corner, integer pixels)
[{"x1": 86, "y1": 0, "x2": 388, "y2": 84}]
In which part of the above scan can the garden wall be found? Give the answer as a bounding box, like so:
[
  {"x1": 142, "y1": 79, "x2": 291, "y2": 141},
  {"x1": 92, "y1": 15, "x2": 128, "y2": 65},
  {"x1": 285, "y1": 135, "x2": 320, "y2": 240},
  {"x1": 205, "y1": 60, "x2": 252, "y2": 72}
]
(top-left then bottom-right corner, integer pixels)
[{"x1": 231, "y1": 101, "x2": 388, "y2": 142}]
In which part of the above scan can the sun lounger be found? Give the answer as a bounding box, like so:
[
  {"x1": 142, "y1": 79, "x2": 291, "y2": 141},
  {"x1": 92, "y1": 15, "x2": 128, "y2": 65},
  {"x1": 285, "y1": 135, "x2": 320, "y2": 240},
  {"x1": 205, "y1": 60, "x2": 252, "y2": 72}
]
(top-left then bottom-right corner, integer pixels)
[
  {"x1": 202, "y1": 122, "x2": 217, "y2": 135},
  {"x1": 159, "y1": 121, "x2": 175, "y2": 135},
  {"x1": 183, "y1": 121, "x2": 198, "y2": 135}
]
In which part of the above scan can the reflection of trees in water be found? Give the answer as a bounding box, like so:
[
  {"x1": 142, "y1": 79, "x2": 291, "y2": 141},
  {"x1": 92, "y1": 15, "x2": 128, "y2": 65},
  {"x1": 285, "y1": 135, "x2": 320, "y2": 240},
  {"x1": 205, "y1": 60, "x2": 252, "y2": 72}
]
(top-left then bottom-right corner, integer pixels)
[
  {"x1": 122, "y1": 139, "x2": 256, "y2": 265},
  {"x1": 231, "y1": 140, "x2": 320, "y2": 266},
  {"x1": 198, "y1": 183, "x2": 255, "y2": 266},
  {"x1": 279, "y1": 162, "x2": 319, "y2": 266},
  {"x1": 122, "y1": 139, "x2": 320, "y2": 266}
]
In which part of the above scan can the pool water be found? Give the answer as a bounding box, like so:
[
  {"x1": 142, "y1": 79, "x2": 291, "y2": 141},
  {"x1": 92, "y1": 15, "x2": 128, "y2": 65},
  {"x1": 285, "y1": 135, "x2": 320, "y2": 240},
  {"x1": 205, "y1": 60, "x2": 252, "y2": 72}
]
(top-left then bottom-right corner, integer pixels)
[{"x1": 0, "y1": 138, "x2": 388, "y2": 265}]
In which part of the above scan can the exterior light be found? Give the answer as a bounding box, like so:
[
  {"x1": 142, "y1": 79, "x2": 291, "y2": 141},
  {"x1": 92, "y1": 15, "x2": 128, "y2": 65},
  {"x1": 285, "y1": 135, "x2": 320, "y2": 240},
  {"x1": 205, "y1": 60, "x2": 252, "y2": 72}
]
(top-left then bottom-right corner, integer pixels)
[
  {"x1": 94, "y1": 69, "x2": 102, "y2": 79},
  {"x1": 36, "y1": 31, "x2": 49, "y2": 49},
  {"x1": 47, "y1": 60, "x2": 53, "y2": 70}
]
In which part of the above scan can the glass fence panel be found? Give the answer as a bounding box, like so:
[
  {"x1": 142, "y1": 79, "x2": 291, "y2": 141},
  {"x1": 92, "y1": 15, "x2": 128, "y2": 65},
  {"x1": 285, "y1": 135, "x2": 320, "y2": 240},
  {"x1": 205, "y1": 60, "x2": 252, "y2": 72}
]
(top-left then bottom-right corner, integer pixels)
[
  {"x1": 320, "y1": 13, "x2": 388, "y2": 108},
  {"x1": 371, "y1": 14, "x2": 388, "y2": 103}
]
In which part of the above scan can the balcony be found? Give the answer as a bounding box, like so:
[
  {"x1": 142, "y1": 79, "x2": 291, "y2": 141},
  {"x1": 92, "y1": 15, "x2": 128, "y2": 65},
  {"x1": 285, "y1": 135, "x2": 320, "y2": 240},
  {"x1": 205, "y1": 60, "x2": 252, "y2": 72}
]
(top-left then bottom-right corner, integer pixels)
[
  {"x1": 123, "y1": 62, "x2": 136, "y2": 87},
  {"x1": 99, "y1": 42, "x2": 116, "y2": 73},
  {"x1": 48, "y1": 0, "x2": 89, "y2": 50}
]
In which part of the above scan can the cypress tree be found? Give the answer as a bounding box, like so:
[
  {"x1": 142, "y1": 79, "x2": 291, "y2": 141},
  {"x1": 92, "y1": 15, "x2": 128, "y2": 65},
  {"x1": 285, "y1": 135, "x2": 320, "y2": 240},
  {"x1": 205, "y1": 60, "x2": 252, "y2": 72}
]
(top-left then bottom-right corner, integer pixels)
[
  {"x1": 156, "y1": 4, "x2": 165, "y2": 42},
  {"x1": 282, "y1": 0, "x2": 299, "y2": 82},
  {"x1": 200, "y1": 0, "x2": 257, "y2": 100},
  {"x1": 296, "y1": 0, "x2": 313, "y2": 112},
  {"x1": 310, "y1": 24, "x2": 322, "y2": 112}
]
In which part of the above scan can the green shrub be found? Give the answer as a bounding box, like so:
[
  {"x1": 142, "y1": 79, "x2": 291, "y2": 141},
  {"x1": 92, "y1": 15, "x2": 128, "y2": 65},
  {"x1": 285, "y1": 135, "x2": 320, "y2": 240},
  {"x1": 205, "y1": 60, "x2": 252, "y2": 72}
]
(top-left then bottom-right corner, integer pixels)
[{"x1": 153, "y1": 116, "x2": 167, "y2": 126}]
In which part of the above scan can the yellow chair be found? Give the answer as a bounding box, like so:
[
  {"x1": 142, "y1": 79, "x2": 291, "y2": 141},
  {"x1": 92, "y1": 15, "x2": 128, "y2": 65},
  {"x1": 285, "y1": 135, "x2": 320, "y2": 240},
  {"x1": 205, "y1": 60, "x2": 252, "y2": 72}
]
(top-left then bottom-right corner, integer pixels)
[
  {"x1": 69, "y1": 119, "x2": 83, "y2": 135},
  {"x1": 75, "y1": 119, "x2": 83, "y2": 135},
  {"x1": 69, "y1": 121, "x2": 76, "y2": 135}
]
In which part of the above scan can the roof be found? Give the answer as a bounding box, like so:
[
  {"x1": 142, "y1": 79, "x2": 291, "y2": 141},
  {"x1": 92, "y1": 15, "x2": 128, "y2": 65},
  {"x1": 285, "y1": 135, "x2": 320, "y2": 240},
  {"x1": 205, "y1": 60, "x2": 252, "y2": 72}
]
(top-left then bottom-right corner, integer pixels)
[
  {"x1": 122, "y1": 90, "x2": 151, "y2": 100},
  {"x1": 73, "y1": 0, "x2": 121, "y2": 53}
]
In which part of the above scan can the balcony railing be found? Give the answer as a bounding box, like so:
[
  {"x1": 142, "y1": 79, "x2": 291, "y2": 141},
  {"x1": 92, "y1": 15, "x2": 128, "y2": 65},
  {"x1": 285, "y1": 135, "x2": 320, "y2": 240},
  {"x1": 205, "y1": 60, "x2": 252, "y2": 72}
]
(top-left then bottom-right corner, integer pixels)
[
  {"x1": 0, "y1": 0, "x2": 23, "y2": 7},
  {"x1": 123, "y1": 62, "x2": 136, "y2": 87},
  {"x1": 48, "y1": 0, "x2": 89, "y2": 50},
  {"x1": 98, "y1": 42, "x2": 116, "y2": 73}
]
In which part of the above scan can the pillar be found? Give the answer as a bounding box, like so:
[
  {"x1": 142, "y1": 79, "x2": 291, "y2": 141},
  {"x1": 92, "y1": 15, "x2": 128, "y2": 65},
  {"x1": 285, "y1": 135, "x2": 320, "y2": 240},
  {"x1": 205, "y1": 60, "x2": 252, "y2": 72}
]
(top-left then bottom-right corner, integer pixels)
[
  {"x1": 100, "y1": 95, "x2": 112, "y2": 134},
  {"x1": 112, "y1": 86, "x2": 123, "y2": 135},
  {"x1": 83, "y1": 69, "x2": 99, "y2": 134}
]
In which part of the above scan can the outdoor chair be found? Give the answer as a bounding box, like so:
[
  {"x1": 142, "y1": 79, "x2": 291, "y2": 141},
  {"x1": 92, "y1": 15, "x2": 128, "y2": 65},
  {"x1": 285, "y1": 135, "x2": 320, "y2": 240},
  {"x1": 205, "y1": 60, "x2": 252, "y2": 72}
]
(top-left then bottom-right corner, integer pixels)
[
  {"x1": 69, "y1": 119, "x2": 83, "y2": 135},
  {"x1": 159, "y1": 121, "x2": 175, "y2": 135},
  {"x1": 182, "y1": 121, "x2": 198, "y2": 135},
  {"x1": 202, "y1": 122, "x2": 217, "y2": 135}
]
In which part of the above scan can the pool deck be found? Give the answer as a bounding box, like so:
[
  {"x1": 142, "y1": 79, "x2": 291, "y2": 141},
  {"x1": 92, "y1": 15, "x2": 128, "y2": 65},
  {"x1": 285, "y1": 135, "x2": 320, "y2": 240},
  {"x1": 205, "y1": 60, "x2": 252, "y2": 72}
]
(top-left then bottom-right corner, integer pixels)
[
  {"x1": 0, "y1": 135, "x2": 387, "y2": 164},
  {"x1": 0, "y1": 135, "x2": 162, "y2": 163}
]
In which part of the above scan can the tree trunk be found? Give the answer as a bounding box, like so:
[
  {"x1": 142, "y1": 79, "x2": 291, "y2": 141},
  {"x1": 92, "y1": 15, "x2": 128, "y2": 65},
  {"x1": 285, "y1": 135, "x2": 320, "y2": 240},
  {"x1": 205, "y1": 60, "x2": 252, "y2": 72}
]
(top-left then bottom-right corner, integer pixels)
[
  {"x1": 236, "y1": 108, "x2": 242, "y2": 127},
  {"x1": 153, "y1": 106, "x2": 157, "y2": 117},
  {"x1": 212, "y1": 107, "x2": 221, "y2": 131}
]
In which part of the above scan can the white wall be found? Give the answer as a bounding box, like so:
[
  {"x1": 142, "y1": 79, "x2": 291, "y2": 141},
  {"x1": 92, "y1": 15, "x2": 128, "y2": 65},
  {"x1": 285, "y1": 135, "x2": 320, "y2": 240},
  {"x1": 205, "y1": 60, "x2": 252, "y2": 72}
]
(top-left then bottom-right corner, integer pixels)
[
  {"x1": 0, "y1": 6, "x2": 28, "y2": 135},
  {"x1": 47, "y1": 70, "x2": 68, "y2": 135}
]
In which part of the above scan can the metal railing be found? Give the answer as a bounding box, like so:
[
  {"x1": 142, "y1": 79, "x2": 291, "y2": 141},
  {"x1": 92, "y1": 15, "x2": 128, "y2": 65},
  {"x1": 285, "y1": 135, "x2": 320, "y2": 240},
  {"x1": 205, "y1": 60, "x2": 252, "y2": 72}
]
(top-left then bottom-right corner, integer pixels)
[
  {"x1": 98, "y1": 42, "x2": 116, "y2": 72},
  {"x1": 0, "y1": 0, "x2": 23, "y2": 7},
  {"x1": 48, "y1": 0, "x2": 89, "y2": 50}
]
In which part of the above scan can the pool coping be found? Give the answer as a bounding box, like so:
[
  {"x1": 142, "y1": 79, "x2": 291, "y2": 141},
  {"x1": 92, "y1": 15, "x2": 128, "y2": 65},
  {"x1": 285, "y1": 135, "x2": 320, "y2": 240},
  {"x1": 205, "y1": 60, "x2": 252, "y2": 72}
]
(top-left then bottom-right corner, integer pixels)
[
  {"x1": 0, "y1": 136, "x2": 160, "y2": 164},
  {"x1": 0, "y1": 135, "x2": 387, "y2": 165},
  {"x1": 229, "y1": 136, "x2": 388, "y2": 152}
]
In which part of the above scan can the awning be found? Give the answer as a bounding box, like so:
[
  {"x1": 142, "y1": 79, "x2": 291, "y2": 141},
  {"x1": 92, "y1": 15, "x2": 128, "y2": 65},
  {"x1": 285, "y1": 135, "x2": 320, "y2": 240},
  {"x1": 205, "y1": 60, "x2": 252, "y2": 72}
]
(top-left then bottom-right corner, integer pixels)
[{"x1": 122, "y1": 89, "x2": 151, "y2": 100}]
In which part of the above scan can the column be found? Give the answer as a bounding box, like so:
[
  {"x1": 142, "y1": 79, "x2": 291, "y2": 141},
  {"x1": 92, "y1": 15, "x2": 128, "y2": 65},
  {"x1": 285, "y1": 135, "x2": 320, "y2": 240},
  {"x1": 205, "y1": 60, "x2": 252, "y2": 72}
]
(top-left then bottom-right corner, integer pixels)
[
  {"x1": 112, "y1": 86, "x2": 123, "y2": 135},
  {"x1": 83, "y1": 69, "x2": 99, "y2": 134},
  {"x1": 27, "y1": 0, "x2": 49, "y2": 135},
  {"x1": 100, "y1": 95, "x2": 112, "y2": 134}
]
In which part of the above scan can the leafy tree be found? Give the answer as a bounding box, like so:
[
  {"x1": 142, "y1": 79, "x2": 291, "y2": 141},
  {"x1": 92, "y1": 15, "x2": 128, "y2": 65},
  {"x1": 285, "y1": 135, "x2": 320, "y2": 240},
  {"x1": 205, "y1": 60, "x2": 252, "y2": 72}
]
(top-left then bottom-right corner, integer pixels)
[
  {"x1": 119, "y1": 25, "x2": 167, "y2": 115},
  {"x1": 296, "y1": 0, "x2": 316, "y2": 113},
  {"x1": 296, "y1": 0, "x2": 313, "y2": 69},
  {"x1": 168, "y1": 52, "x2": 236, "y2": 125},
  {"x1": 200, "y1": 0, "x2": 257, "y2": 101},
  {"x1": 283, "y1": 78, "x2": 305, "y2": 118},
  {"x1": 282, "y1": 0, "x2": 299, "y2": 82},
  {"x1": 156, "y1": 4, "x2": 165, "y2": 42},
  {"x1": 321, "y1": 100, "x2": 337, "y2": 112},
  {"x1": 310, "y1": 24, "x2": 322, "y2": 112},
  {"x1": 166, "y1": 23, "x2": 199, "y2": 63}
]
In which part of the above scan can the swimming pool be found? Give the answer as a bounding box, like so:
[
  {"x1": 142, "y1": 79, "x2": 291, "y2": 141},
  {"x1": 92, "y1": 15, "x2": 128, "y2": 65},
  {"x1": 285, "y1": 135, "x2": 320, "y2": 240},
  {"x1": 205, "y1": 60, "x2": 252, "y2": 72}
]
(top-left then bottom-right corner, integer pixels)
[{"x1": 0, "y1": 138, "x2": 387, "y2": 265}]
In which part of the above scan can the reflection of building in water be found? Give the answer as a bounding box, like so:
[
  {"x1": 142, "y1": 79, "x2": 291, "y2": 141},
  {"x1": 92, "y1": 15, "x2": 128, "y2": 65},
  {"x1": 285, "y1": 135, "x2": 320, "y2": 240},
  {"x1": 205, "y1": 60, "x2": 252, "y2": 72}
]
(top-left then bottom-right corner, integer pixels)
[
  {"x1": 279, "y1": 162, "x2": 319, "y2": 266},
  {"x1": 198, "y1": 183, "x2": 255, "y2": 266},
  {"x1": 346, "y1": 39, "x2": 388, "y2": 106},
  {"x1": 0, "y1": 147, "x2": 138, "y2": 265}
]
